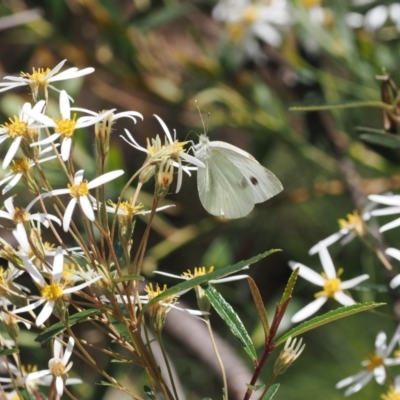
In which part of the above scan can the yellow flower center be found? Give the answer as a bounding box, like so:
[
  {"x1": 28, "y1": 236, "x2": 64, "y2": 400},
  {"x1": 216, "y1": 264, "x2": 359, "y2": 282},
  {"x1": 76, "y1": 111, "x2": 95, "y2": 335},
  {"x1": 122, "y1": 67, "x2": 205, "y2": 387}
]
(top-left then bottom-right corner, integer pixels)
[
  {"x1": 182, "y1": 266, "x2": 214, "y2": 279},
  {"x1": 53, "y1": 114, "x2": 77, "y2": 137},
  {"x1": 68, "y1": 181, "x2": 89, "y2": 198},
  {"x1": 108, "y1": 199, "x2": 143, "y2": 217},
  {"x1": 20, "y1": 67, "x2": 51, "y2": 84},
  {"x1": 12, "y1": 207, "x2": 30, "y2": 224},
  {"x1": 2, "y1": 116, "x2": 28, "y2": 138},
  {"x1": 382, "y1": 385, "x2": 400, "y2": 400},
  {"x1": 9, "y1": 158, "x2": 31, "y2": 173},
  {"x1": 365, "y1": 353, "x2": 384, "y2": 371},
  {"x1": 61, "y1": 262, "x2": 77, "y2": 282},
  {"x1": 41, "y1": 283, "x2": 63, "y2": 300},
  {"x1": 144, "y1": 283, "x2": 177, "y2": 306},
  {"x1": 338, "y1": 211, "x2": 365, "y2": 237},
  {"x1": 242, "y1": 6, "x2": 259, "y2": 23},
  {"x1": 315, "y1": 268, "x2": 343, "y2": 298},
  {"x1": 48, "y1": 358, "x2": 67, "y2": 376},
  {"x1": 146, "y1": 135, "x2": 187, "y2": 161}
]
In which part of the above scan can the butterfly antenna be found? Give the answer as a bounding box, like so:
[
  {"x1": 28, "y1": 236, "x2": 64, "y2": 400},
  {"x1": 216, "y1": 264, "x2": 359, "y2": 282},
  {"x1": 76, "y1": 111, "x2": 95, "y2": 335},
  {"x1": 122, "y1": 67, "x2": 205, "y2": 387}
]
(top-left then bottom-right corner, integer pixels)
[{"x1": 195, "y1": 100, "x2": 207, "y2": 135}]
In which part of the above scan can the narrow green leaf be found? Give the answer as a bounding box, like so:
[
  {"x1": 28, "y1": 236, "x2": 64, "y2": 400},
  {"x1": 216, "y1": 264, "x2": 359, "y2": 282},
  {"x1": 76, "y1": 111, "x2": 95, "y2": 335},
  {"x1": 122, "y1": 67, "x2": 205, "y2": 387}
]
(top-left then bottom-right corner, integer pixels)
[
  {"x1": 359, "y1": 132, "x2": 400, "y2": 149},
  {"x1": 35, "y1": 309, "x2": 101, "y2": 344},
  {"x1": 0, "y1": 348, "x2": 19, "y2": 356},
  {"x1": 113, "y1": 274, "x2": 144, "y2": 283},
  {"x1": 107, "y1": 316, "x2": 133, "y2": 344},
  {"x1": 275, "y1": 302, "x2": 384, "y2": 346},
  {"x1": 96, "y1": 380, "x2": 119, "y2": 388},
  {"x1": 140, "y1": 249, "x2": 280, "y2": 316},
  {"x1": 279, "y1": 268, "x2": 299, "y2": 308},
  {"x1": 261, "y1": 384, "x2": 280, "y2": 400},
  {"x1": 204, "y1": 285, "x2": 257, "y2": 361},
  {"x1": 247, "y1": 277, "x2": 269, "y2": 337},
  {"x1": 289, "y1": 101, "x2": 390, "y2": 112}
]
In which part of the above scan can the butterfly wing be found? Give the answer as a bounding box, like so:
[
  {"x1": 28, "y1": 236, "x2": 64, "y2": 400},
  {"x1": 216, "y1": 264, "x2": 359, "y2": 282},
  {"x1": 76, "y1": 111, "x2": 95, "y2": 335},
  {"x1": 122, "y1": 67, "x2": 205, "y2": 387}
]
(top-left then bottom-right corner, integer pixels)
[
  {"x1": 209, "y1": 141, "x2": 283, "y2": 204},
  {"x1": 197, "y1": 149, "x2": 255, "y2": 218}
]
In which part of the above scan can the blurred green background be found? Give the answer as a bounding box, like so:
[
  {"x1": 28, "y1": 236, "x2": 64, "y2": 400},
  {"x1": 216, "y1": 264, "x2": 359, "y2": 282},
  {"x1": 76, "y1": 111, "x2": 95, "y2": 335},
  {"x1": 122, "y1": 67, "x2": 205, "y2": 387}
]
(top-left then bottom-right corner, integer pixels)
[{"x1": 2, "y1": 0, "x2": 400, "y2": 399}]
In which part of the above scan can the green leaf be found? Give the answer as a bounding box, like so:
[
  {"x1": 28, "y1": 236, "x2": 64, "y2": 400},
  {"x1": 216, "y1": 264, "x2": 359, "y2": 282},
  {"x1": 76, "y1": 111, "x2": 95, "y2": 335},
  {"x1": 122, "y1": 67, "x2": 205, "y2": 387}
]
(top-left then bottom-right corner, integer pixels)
[
  {"x1": 35, "y1": 309, "x2": 101, "y2": 345},
  {"x1": 261, "y1": 384, "x2": 280, "y2": 400},
  {"x1": 96, "y1": 380, "x2": 119, "y2": 389},
  {"x1": 113, "y1": 274, "x2": 144, "y2": 283},
  {"x1": 275, "y1": 302, "x2": 384, "y2": 346},
  {"x1": 204, "y1": 285, "x2": 257, "y2": 361},
  {"x1": 359, "y1": 132, "x2": 400, "y2": 149},
  {"x1": 247, "y1": 276, "x2": 269, "y2": 337},
  {"x1": 140, "y1": 249, "x2": 280, "y2": 316},
  {"x1": 0, "y1": 348, "x2": 19, "y2": 356},
  {"x1": 279, "y1": 268, "x2": 299, "y2": 308},
  {"x1": 289, "y1": 101, "x2": 390, "y2": 112},
  {"x1": 107, "y1": 316, "x2": 133, "y2": 344}
]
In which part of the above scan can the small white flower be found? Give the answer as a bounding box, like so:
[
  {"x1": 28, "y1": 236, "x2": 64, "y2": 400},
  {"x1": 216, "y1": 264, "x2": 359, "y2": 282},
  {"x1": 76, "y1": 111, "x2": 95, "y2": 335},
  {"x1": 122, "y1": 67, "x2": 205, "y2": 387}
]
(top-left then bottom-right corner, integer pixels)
[
  {"x1": 121, "y1": 114, "x2": 204, "y2": 192},
  {"x1": 0, "y1": 146, "x2": 57, "y2": 195},
  {"x1": 336, "y1": 326, "x2": 400, "y2": 396},
  {"x1": 21, "y1": 336, "x2": 78, "y2": 397},
  {"x1": 153, "y1": 265, "x2": 249, "y2": 284},
  {"x1": 26, "y1": 90, "x2": 115, "y2": 161},
  {"x1": 71, "y1": 108, "x2": 144, "y2": 126},
  {"x1": 309, "y1": 206, "x2": 375, "y2": 255},
  {"x1": 0, "y1": 59, "x2": 94, "y2": 100},
  {"x1": 289, "y1": 246, "x2": 369, "y2": 323},
  {"x1": 28, "y1": 168, "x2": 124, "y2": 231},
  {"x1": 369, "y1": 194, "x2": 400, "y2": 232},
  {"x1": 0, "y1": 196, "x2": 60, "y2": 251},
  {"x1": 13, "y1": 247, "x2": 101, "y2": 326},
  {"x1": 0, "y1": 100, "x2": 46, "y2": 169}
]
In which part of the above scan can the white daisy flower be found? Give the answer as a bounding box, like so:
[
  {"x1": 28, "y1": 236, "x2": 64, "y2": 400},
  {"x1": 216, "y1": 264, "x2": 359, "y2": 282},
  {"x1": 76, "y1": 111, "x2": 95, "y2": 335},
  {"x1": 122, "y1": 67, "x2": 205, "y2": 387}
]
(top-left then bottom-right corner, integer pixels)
[
  {"x1": 336, "y1": 326, "x2": 400, "y2": 396},
  {"x1": 20, "y1": 336, "x2": 78, "y2": 397},
  {"x1": 27, "y1": 168, "x2": 124, "y2": 231},
  {"x1": 309, "y1": 205, "x2": 375, "y2": 255},
  {"x1": 213, "y1": 0, "x2": 293, "y2": 46},
  {"x1": 26, "y1": 90, "x2": 115, "y2": 161},
  {"x1": 0, "y1": 196, "x2": 61, "y2": 252},
  {"x1": 153, "y1": 265, "x2": 249, "y2": 284},
  {"x1": 121, "y1": 114, "x2": 204, "y2": 193},
  {"x1": 0, "y1": 59, "x2": 94, "y2": 100},
  {"x1": 13, "y1": 247, "x2": 101, "y2": 326},
  {"x1": 71, "y1": 108, "x2": 143, "y2": 126},
  {"x1": 289, "y1": 246, "x2": 369, "y2": 323},
  {"x1": 0, "y1": 100, "x2": 46, "y2": 169},
  {"x1": 0, "y1": 145, "x2": 58, "y2": 195}
]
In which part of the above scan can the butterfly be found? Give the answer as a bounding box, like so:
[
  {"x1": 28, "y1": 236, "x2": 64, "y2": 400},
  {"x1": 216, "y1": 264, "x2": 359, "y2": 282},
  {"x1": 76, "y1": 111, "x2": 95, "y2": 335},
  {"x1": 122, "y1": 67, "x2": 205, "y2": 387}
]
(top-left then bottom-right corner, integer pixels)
[{"x1": 194, "y1": 134, "x2": 283, "y2": 219}]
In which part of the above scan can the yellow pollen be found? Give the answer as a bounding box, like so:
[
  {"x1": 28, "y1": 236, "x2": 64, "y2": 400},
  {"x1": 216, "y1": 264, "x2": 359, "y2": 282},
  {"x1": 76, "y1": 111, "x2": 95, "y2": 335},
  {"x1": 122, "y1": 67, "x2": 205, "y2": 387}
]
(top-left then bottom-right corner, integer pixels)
[
  {"x1": 2, "y1": 116, "x2": 28, "y2": 138},
  {"x1": 41, "y1": 283, "x2": 63, "y2": 300},
  {"x1": 10, "y1": 158, "x2": 31, "y2": 173},
  {"x1": 338, "y1": 211, "x2": 365, "y2": 237},
  {"x1": 68, "y1": 181, "x2": 89, "y2": 197},
  {"x1": 108, "y1": 199, "x2": 143, "y2": 217},
  {"x1": 382, "y1": 385, "x2": 400, "y2": 400},
  {"x1": 49, "y1": 359, "x2": 66, "y2": 376},
  {"x1": 145, "y1": 283, "x2": 167, "y2": 299},
  {"x1": 12, "y1": 207, "x2": 29, "y2": 224},
  {"x1": 242, "y1": 6, "x2": 259, "y2": 23},
  {"x1": 53, "y1": 114, "x2": 77, "y2": 137},
  {"x1": 365, "y1": 353, "x2": 384, "y2": 371},
  {"x1": 182, "y1": 266, "x2": 214, "y2": 279},
  {"x1": 21, "y1": 67, "x2": 51, "y2": 84}
]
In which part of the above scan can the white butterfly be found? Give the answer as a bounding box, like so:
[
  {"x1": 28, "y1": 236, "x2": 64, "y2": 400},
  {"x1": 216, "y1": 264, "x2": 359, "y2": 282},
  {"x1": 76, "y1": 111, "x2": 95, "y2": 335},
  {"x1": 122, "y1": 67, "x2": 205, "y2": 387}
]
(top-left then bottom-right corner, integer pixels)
[{"x1": 194, "y1": 134, "x2": 283, "y2": 219}]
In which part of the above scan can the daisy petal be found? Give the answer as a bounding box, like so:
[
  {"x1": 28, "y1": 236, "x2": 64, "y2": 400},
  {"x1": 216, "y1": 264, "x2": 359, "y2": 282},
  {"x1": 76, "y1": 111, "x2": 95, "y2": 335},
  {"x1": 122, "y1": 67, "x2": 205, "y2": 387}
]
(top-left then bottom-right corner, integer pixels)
[{"x1": 291, "y1": 296, "x2": 327, "y2": 323}]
